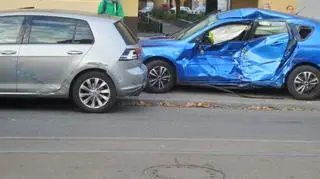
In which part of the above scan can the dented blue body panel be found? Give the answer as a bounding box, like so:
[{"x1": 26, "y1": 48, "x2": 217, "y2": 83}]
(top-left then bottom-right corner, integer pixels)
[
  {"x1": 139, "y1": 8, "x2": 320, "y2": 89},
  {"x1": 217, "y1": 8, "x2": 294, "y2": 20}
]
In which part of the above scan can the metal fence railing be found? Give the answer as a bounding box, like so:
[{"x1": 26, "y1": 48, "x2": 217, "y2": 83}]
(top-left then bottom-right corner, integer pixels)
[{"x1": 138, "y1": 14, "x2": 163, "y2": 33}]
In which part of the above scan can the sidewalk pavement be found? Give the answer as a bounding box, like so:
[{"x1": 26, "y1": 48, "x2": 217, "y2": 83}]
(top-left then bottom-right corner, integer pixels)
[{"x1": 120, "y1": 87, "x2": 320, "y2": 112}]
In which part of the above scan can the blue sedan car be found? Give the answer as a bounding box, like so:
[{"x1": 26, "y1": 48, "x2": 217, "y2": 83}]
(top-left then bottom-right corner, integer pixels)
[{"x1": 140, "y1": 8, "x2": 320, "y2": 100}]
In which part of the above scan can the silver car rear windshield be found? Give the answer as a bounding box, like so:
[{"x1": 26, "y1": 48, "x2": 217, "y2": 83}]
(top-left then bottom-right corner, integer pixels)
[{"x1": 114, "y1": 21, "x2": 138, "y2": 45}]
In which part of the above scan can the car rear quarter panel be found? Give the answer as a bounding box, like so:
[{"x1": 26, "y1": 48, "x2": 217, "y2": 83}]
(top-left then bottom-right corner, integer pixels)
[
  {"x1": 271, "y1": 19, "x2": 320, "y2": 87},
  {"x1": 290, "y1": 20, "x2": 320, "y2": 68},
  {"x1": 64, "y1": 18, "x2": 127, "y2": 94}
]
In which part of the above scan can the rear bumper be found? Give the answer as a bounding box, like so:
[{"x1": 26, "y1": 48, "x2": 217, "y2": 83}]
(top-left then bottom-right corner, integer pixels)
[
  {"x1": 119, "y1": 83, "x2": 146, "y2": 96},
  {"x1": 116, "y1": 63, "x2": 148, "y2": 97}
]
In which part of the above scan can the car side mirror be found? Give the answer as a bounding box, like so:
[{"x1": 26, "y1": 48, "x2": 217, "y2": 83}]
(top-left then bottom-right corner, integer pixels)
[{"x1": 195, "y1": 37, "x2": 203, "y2": 44}]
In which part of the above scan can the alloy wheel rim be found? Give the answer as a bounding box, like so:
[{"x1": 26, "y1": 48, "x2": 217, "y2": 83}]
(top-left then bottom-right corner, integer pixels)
[
  {"x1": 148, "y1": 66, "x2": 171, "y2": 89},
  {"x1": 79, "y1": 78, "x2": 110, "y2": 109},
  {"x1": 294, "y1": 71, "x2": 319, "y2": 95}
]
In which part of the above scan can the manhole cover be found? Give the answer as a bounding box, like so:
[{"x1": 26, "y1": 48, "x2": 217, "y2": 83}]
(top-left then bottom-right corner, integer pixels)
[{"x1": 144, "y1": 164, "x2": 225, "y2": 179}]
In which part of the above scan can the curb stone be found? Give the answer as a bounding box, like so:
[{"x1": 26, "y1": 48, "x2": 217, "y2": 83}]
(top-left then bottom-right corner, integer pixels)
[{"x1": 118, "y1": 98, "x2": 320, "y2": 112}]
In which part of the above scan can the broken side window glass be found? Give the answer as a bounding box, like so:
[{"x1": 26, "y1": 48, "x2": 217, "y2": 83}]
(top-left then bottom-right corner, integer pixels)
[
  {"x1": 208, "y1": 24, "x2": 249, "y2": 45},
  {"x1": 178, "y1": 15, "x2": 218, "y2": 40}
]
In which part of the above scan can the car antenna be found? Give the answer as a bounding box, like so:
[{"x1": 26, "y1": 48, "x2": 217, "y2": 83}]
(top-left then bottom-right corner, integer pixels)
[{"x1": 296, "y1": 6, "x2": 306, "y2": 15}]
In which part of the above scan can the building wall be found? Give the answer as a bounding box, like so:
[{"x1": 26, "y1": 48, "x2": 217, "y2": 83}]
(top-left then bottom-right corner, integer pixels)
[
  {"x1": 231, "y1": 0, "x2": 258, "y2": 9},
  {"x1": 0, "y1": 0, "x2": 139, "y2": 32},
  {"x1": 258, "y1": 0, "x2": 297, "y2": 13},
  {"x1": 0, "y1": 0, "x2": 37, "y2": 9},
  {"x1": 297, "y1": 0, "x2": 319, "y2": 18},
  {"x1": 230, "y1": 0, "x2": 297, "y2": 13}
]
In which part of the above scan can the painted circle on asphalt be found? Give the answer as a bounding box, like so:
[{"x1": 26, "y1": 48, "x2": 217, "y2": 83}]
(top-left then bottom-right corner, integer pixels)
[{"x1": 143, "y1": 164, "x2": 225, "y2": 179}]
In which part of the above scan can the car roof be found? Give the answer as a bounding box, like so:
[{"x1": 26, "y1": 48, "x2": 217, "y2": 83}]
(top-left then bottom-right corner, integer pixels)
[
  {"x1": 0, "y1": 9, "x2": 121, "y2": 23},
  {"x1": 217, "y1": 8, "x2": 297, "y2": 20},
  {"x1": 214, "y1": 8, "x2": 320, "y2": 26}
]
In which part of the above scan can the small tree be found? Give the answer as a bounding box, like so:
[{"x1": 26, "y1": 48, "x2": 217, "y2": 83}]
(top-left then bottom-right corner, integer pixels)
[{"x1": 175, "y1": 0, "x2": 181, "y2": 18}]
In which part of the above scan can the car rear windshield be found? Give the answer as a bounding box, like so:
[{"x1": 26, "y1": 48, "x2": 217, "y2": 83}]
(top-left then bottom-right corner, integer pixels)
[{"x1": 114, "y1": 21, "x2": 138, "y2": 45}]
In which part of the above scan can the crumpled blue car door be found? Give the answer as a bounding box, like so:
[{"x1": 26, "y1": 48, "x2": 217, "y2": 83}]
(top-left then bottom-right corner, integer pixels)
[
  {"x1": 178, "y1": 41, "x2": 245, "y2": 83},
  {"x1": 177, "y1": 22, "x2": 295, "y2": 87},
  {"x1": 237, "y1": 33, "x2": 290, "y2": 83}
]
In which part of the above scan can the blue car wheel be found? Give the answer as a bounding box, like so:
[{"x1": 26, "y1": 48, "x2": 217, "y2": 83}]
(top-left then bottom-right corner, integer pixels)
[
  {"x1": 287, "y1": 65, "x2": 320, "y2": 100},
  {"x1": 145, "y1": 60, "x2": 176, "y2": 93}
]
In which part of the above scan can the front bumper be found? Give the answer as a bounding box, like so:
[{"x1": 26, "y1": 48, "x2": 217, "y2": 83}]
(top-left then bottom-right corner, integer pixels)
[{"x1": 117, "y1": 63, "x2": 148, "y2": 97}]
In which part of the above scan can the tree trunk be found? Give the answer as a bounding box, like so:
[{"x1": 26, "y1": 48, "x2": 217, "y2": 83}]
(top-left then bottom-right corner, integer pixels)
[
  {"x1": 169, "y1": 0, "x2": 173, "y2": 8},
  {"x1": 175, "y1": 0, "x2": 181, "y2": 18}
]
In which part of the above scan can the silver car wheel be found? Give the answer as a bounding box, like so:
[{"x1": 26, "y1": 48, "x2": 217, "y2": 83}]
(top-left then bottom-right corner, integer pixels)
[
  {"x1": 79, "y1": 78, "x2": 110, "y2": 109},
  {"x1": 149, "y1": 66, "x2": 171, "y2": 89},
  {"x1": 294, "y1": 71, "x2": 319, "y2": 95}
]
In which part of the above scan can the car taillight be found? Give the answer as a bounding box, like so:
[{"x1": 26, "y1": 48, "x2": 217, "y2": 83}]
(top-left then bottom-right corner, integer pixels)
[{"x1": 119, "y1": 48, "x2": 138, "y2": 61}]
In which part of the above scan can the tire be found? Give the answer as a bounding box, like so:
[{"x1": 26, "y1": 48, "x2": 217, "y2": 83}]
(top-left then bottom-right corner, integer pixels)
[
  {"x1": 72, "y1": 71, "x2": 117, "y2": 113},
  {"x1": 145, "y1": 60, "x2": 176, "y2": 93},
  {"x1": 287, "y1": 65, "x2": 320, "y2": 100}
]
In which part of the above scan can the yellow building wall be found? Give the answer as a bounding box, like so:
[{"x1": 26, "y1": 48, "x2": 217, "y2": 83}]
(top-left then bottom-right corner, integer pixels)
[
  {"x1": 230, "y1": 0, "x2": 297, "y2": 13},
  {"x1": 259, "y1": 0, "x2": 297, "y2": 13},
  {"x1": 0, "y1": 0, "x2": 38, "y2": 9},
  {"x1": 231, "y1": 0, "x2": 258, "y2": 9},
  {"x1": 122, "y1": 0, "x2": 139, "y2": 16},
  {"x1": 0, "y1": 0, "x2": 138, "y2": 17}
]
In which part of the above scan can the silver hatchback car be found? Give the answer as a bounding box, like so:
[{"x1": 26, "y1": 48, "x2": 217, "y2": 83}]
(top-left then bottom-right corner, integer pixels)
[{"x1": 0, "y1": 9, "x2": 147, "y2": 113}]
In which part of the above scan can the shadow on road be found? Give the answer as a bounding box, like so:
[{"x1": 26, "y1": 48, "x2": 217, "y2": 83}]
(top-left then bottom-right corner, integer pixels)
[
  {"x1": 174, "y1": 86, "x2": 291, "y2": 99},
  {"x1": 0, "y1": 98, "x2": 145, "y2": 113},
  {"x1": 0, "y1": 98, "x2": 75, "y2": 111},
  {"x1": 0, "y1": 87, "x2": 307, "y2": 112}
]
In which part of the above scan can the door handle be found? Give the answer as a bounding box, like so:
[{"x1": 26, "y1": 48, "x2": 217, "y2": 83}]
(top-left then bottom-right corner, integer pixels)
[
  {"x1": 67, "y1": 51, "x2": 83, "y2": 55},
  {"x1": 0, "y1": 50, "x2": 17, "y2": 55}
]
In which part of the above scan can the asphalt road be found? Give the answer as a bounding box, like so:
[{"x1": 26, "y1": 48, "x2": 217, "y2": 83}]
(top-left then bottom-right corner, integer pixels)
[{"x1": 0, "y1": 98, "x2": 320, "y2": 179}]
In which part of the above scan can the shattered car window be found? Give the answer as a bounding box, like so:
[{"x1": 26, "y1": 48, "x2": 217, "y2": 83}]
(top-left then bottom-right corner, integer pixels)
[
  {"x1": 209, "y1": 24, "x2": 249, "y2": 44},
  {"x1": 253, "y1": 21, "x2": 288, "y2": 38},
  {"x1": 177, "y1": 15, "x2": 218, "y2": 40}
]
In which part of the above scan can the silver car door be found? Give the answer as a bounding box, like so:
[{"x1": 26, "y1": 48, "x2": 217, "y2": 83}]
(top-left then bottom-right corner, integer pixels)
[
  {"x1": 0, "y1": 16, "x2": 25, "y2": 93},
  {"x1": 17, "y1": 16, "x2": 93, "y2": 94}
]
